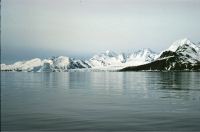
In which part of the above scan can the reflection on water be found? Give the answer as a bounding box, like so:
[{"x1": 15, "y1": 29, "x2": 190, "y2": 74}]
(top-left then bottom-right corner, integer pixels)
[{"x1": 1, "y1": 72, "x2": 200, "y2": 131}]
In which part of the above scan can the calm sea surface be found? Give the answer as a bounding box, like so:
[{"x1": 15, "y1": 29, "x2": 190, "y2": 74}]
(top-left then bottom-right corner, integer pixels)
[{"x1": 1, "y1": 72, "x2": 200, "y2": 131}]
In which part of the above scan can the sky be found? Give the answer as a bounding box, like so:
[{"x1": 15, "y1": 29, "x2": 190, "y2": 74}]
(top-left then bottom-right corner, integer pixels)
[{"x1": 1, "y1": 0, "x2": 200, "y2": 64}]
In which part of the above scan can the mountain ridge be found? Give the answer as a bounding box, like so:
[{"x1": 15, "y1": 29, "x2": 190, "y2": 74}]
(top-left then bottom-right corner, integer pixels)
[
  {"x1": 1, "y1": 38, "x2": 200, "y2": 72},
  {"x1": 121, "y1": 38, "x2": 200, "y2": 71}
]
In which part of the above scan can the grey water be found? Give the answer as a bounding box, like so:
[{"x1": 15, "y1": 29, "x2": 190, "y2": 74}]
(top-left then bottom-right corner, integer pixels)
[{"x1": 1, "y1": 72, "x2": 200, "y2": 131}]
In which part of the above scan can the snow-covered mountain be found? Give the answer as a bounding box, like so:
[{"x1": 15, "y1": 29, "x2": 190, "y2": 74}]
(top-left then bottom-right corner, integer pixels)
[
  {"x1": 125, "y1": 48, "x2": 158, "y2": 66},
  {"x1": 88, "y1": 49, "x2": 157, "y2": 68},
  {"x1": 88, "y1": 50, "x2": 125, "y2": 67},
  {"x1": 121, "y1": 38, "x2": 200, "y2": 71},
  {"x1": 1, "y1": 38, "x2": 199, "y2": 72},
  {"x1": 1, "y1": 58, "x2": 43, "y2": 72},
  {"x1": 1, "y1": 49, "x2": 157, "y2": 72},
  {"x1": 1, "y1": 56, "x2": 91, "y2": 72},
  {"x1": 165, "y1": 38, "x2": 200, "y2": 63}
]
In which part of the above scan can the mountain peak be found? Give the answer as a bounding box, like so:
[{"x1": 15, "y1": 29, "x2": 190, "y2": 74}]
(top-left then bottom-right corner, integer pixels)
[
  {"x1": 141, "y1": 48, "x2": 154, "y2": 53},
  {"x1": 180, "y1": 38, "x2": 191, "y2": 42},
  {"x1": 101, "y1": 50, "x2": 117, "y2": 57},
  {"x1": 135, "y1": 48, "x2": 155, "y2": 56},
  {"x1": 168, "y1": 38, "x2": 193, "y2": 52},
  {"x1": 105, "y1": 50, "x2": 110, "y2": 54}
]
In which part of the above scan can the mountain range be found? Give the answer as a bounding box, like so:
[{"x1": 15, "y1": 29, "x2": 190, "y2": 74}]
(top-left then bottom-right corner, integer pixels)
[
  {"x1": 121, "y1": 38, "x2": 200, "y2": 71},
  {"x1": 1, "y1": 38, "x2": 200, "y2": 72}
]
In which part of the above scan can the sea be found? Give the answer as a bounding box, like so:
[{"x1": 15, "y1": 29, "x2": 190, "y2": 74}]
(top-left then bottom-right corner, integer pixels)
[{"x1": 1, "y1": 72, "x2": 200, "y2": 131}]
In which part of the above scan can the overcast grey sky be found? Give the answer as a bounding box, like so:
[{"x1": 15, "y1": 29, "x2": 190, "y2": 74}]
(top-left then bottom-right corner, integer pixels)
[{"x1": 1, "y1": 0, "x2": 200, "y2": 63}]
